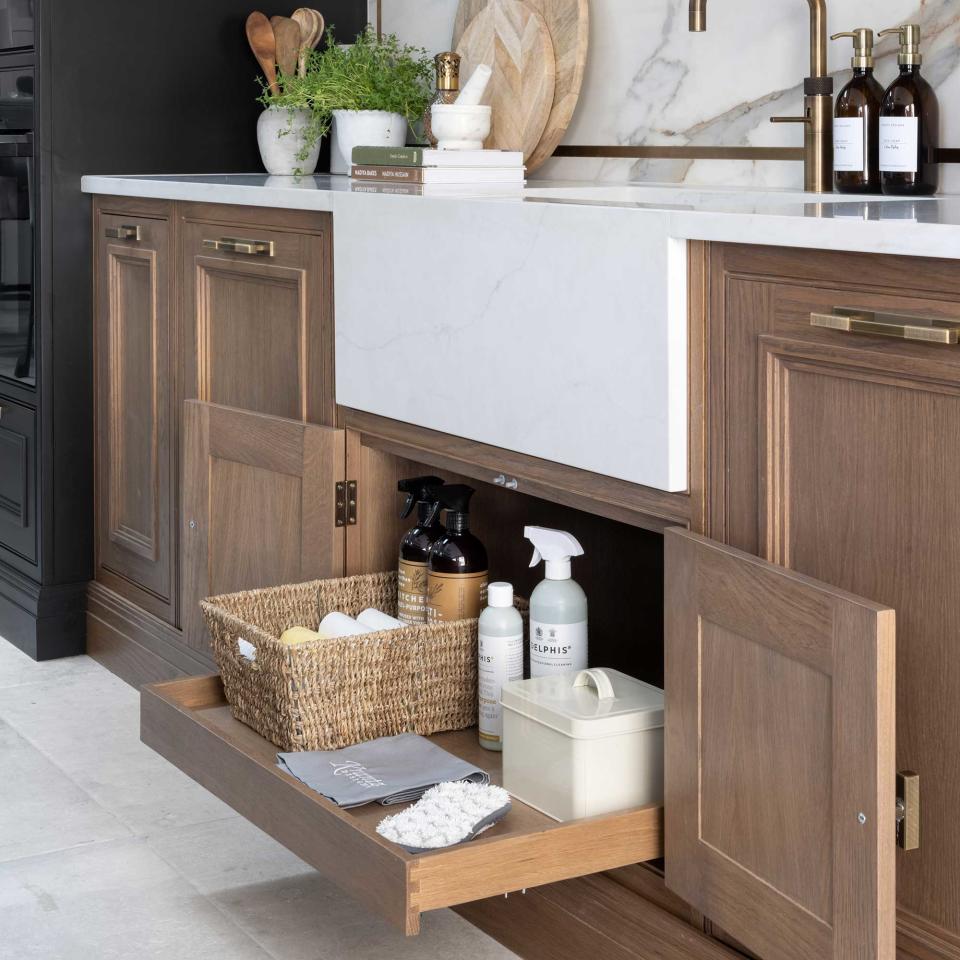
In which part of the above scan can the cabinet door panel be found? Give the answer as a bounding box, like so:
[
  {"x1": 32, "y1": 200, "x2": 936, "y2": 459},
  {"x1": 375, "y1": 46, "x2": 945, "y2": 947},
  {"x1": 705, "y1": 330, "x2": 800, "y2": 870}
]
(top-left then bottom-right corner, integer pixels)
[
  {"x1": 705, "y1": 244, "x2": 960, "y2": 950},
  {"x1": 181, "y1": 401, "x2": 345, "y2": 653},
  {"x1": 0, "y1": 397, "x2": 36, "y2": 564},
  {"x1": 95, "y1": 213, "x2": 174, "y2": 621},
  {"x1": 665, "y1": 528, "x2": 896, "y2": 960},
  {"x1": 181, "y1": 208, "x2": 333, "y2": 425}
]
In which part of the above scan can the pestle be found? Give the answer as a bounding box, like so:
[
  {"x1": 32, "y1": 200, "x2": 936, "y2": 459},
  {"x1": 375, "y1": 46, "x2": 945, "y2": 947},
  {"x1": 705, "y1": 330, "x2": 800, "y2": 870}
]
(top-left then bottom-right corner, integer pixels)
[{"x1": 456, "y1": 64, "x2": 492, "y2": 106}]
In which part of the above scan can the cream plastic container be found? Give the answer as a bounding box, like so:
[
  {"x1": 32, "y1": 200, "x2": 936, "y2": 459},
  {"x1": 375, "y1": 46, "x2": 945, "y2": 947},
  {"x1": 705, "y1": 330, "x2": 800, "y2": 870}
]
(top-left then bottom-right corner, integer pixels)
[{"x1": 501, "y1": 668, "x2": 664, "y2": 822}]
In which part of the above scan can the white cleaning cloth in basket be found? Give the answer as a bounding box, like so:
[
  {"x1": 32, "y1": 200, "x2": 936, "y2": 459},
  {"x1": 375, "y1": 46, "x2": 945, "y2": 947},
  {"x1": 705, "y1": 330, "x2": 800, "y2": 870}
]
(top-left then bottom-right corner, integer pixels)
[{"x1": 376, "y1": 782, "x2": 511, "y2": 854}]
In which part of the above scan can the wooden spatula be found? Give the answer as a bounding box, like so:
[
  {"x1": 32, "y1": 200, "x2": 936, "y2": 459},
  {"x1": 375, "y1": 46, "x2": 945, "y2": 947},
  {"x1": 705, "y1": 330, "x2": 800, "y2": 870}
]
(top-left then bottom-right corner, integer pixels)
[
  {"x1": 270, "y1": 16, "x2": 301, "y2": 80},
  {"x1": 246, "y1": 11, "x2": 279, "y2": 97},
  {"x1": 292, "y1": 8, "x2": 324, "y2": 77}
]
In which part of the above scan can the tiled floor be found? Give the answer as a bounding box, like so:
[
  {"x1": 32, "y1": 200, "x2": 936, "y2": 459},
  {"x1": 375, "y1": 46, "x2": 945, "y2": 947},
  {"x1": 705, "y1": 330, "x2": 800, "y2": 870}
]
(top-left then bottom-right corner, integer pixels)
[{"x1": 0, "y1": 639, "x2": 520, "y2": 960}]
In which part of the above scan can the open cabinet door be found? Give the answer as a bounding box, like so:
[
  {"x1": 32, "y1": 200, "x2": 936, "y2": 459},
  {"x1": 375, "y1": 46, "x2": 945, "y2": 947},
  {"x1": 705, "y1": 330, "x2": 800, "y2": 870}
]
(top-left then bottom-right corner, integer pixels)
[
  {"x1": 181, "y1": 401, "x2": 345, "y2": 652},
  {"x1": 665, "y1": 528, "x2": 896, "y2": 960}
]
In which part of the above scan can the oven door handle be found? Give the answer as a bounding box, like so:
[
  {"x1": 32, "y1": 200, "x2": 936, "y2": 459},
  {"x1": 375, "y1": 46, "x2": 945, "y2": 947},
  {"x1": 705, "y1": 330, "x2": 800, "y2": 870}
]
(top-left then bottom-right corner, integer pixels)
[{"x1": 0, "y1": 132, "x2": 32, "y2": 157}]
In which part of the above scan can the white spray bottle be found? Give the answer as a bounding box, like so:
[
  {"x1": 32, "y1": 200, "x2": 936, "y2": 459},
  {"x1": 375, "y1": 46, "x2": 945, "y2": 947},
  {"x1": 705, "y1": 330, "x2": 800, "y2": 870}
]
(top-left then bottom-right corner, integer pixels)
[{"x1": 524, "y1": 527, "x2": 588, "y2": 677}]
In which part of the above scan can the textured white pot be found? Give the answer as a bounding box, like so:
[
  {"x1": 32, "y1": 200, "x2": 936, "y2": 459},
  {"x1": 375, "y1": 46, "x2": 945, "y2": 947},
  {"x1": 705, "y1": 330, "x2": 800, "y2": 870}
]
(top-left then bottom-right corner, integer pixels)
[
  {"x1": 257, "y1": 106, "x2": 321, "y2": 176},
  {"x1": 331, "y1": 109, "x2": 408, "y2": 175}
]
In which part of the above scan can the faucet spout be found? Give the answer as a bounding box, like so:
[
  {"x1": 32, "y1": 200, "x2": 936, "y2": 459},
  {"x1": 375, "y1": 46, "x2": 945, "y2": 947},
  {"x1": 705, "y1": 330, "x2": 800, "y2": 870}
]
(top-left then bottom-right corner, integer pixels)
[
  {"x1": 686, "y1": 0, "x2": 833, "y2": 192},
  {"x1": 688, "y1": 0, "x2": 827, "y2": 78},
  {"x1": 689, "y1": 0, "x2": 706, "y2": 32}
]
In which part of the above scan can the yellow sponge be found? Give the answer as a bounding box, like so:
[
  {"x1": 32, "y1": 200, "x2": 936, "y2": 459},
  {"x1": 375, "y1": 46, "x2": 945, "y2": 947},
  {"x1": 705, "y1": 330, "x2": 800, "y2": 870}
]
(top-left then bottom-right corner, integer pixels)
[{"x1": 279, "y1": 626, "x2": 322, "y2": 645}]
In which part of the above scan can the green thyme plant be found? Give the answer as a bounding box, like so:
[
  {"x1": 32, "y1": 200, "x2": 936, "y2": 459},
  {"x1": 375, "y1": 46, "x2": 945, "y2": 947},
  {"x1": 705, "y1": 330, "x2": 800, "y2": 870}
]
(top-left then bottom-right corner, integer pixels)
[{"x1": 257, "y1": 27, "x2": 433, "y2": 170}]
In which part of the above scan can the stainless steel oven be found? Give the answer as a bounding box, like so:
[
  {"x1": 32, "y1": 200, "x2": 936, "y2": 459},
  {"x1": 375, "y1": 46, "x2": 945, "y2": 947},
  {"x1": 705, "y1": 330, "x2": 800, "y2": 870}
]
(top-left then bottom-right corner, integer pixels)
[{"x1": 0, "y1": 63, "x2": 32, "y2": 386}]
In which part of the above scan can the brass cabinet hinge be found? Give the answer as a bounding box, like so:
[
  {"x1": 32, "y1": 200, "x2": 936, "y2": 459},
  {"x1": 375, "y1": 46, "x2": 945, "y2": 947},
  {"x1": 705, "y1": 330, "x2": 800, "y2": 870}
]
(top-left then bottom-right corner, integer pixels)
[
  {"x1": 335, "y1": 480, "x2": 358, "y2": 527},
  {"x1": 896, "y1": 771, "x2": 920, "y2": 850}
]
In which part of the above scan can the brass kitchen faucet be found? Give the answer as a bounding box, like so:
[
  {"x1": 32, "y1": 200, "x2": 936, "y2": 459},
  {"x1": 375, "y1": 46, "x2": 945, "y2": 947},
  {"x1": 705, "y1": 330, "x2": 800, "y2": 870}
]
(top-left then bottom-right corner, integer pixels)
[{"x1": 688, "y1": 0, "x2": 834, "y2": 192}]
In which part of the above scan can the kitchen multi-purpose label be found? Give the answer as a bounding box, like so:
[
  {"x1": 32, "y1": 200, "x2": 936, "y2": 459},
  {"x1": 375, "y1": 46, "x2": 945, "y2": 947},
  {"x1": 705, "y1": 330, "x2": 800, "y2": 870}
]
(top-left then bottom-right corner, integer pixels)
[
  {"x1": 833, "y1": 117, "x2": 865, "y2": 172},
  {"x1": 397, "y1": 559, "x2": 429, "y2": 623},
  {"x1": 426, "y1": 570, "x2": 488, "y2": 623},
  {"x1": 879, "y1": 116, "x2": 919, "y2": 173},
  {"x1": 478, "y1": 630, "x2": 524, "y2": 746},
  {"x1": 530, "y1": 619, "x2": 588, "y2": 676}
]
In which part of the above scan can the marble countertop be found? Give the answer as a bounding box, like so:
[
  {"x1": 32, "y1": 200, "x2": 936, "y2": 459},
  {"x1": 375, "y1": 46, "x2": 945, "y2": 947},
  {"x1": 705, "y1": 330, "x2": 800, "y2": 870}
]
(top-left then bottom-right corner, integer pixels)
[{"x1": 81, "y1": 173, "x2": 960, "y2": 260}]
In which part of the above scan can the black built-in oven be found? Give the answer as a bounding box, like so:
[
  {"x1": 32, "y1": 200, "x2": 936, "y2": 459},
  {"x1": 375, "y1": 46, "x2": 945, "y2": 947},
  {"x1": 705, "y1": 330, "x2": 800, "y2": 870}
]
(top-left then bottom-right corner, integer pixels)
[
  {"x1": 0, "y1": 1, "x2": 32, "y2": 53},
  {"x1": 0, "y1": 61, "x2": 32, "y2": 386}
]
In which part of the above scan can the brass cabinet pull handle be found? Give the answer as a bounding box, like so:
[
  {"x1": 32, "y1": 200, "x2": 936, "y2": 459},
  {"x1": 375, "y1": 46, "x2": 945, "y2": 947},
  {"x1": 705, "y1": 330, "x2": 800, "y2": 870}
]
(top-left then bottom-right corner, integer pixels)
[
  {"x1": 105, "y1": 224, "x2": 141, "y2": 241},
  {"x1": 202, "y1": 237, "x2": 275, "y2": 257},
  {"x1": 811, "y1": 308, "x2": 960, "y2": 345}
]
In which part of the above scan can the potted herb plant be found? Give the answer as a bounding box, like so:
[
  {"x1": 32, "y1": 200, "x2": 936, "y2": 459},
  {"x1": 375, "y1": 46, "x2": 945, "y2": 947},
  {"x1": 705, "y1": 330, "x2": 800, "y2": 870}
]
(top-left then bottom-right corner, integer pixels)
[{"x1": 257, "y1": 27, "x2": 433, "y2": 176}]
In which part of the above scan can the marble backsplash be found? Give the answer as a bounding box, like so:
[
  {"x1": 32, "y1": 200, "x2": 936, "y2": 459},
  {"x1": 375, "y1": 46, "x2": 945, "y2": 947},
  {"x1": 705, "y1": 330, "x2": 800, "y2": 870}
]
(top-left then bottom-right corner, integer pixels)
[{"x1": 371, "y1": 0, "x2": 960, "y2": 192}]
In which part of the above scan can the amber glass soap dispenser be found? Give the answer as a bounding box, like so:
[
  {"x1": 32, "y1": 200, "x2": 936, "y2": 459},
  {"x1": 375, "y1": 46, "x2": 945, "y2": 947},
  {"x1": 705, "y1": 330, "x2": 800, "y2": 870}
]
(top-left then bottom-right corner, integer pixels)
[
  {"x1": 832, "y1": 29, "x2": 883, "y2": 193},
  {"x1": 879, "y1": 24, "x2": 939, "y2": 195}
]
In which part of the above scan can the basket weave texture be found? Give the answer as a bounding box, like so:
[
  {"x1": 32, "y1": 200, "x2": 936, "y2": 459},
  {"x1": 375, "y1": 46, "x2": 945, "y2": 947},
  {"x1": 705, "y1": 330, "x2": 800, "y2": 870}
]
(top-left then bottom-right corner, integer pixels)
[{"x1": 203, "y1": 571, "x2": 486, "y2": 751}]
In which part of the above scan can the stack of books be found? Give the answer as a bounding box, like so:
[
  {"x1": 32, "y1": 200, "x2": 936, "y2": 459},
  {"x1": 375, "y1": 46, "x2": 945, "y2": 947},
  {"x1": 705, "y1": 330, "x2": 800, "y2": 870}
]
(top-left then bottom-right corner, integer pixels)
[{"x1": 350, "y1": 146, "x2": 525, "y2": 186}]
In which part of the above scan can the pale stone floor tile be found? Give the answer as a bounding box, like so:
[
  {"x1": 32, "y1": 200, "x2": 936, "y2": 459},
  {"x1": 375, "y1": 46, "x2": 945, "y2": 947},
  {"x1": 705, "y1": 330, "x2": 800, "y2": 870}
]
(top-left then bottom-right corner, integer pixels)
[
  {"x1": 0, "y1": 639, "x2": 520, "y2": 959},
  {"x1": 0, "y1": 661, "x2": 238, "y2": 835},
  {"x1": 0, "y1": 719, "x2": 132, "y2": 863}
]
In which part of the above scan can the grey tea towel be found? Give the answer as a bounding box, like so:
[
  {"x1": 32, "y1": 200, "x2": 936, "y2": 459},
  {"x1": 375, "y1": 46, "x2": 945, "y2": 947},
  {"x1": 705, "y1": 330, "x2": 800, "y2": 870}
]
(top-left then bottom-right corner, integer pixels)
[{"x1": 277, "y1": 733, "x2": 490, "y2": 808}]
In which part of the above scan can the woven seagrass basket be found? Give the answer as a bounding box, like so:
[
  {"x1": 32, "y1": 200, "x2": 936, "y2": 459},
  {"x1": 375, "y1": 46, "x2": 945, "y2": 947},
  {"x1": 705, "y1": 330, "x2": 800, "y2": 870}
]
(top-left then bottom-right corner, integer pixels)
[{"x1": 203, "y1": 571, "x2": 503, "y2": 752}]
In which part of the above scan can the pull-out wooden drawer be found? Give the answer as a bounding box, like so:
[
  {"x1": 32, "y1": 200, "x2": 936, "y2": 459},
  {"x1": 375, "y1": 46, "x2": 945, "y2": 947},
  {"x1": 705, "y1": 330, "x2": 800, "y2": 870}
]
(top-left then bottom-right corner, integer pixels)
[{"x1": 141, "y1": 674, "x2": 664, "y2": 936}]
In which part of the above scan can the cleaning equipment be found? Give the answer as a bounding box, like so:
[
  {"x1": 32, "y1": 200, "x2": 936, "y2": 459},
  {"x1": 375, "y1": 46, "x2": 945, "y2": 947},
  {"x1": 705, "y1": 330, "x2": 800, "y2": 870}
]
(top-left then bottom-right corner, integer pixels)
[
  {"x1": 397, "y1": 476, "x2": 445, "y2": 624},
  {"x1": 317, "y1": 612, "x2": 374, "y2": 639},
  {"x1": 277, "y1": 733, "x2": 490, "y2": 808},
  {"x1": 501, "y1": 668, "x2": 664, "y2": 821},
  {"x1": 478, "y1": 583, "x2": 524, "y2": 752},
  {"x1": 427, "y1": 485, "x2": 488, "y2": 623},
  {"x1": 376, "y1": 782, "x2": 511, "y2": 853},
  {"x1": 357, "y1": 608, "x2": 404, "y2": 631},
  {"x1": 525, "y1": 526, "x2": 587, "y2": 677}
]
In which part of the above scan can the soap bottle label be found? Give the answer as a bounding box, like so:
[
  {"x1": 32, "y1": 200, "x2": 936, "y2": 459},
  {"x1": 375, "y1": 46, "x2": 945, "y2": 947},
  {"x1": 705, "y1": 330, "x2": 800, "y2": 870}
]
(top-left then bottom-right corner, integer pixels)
[
  {"x1": 834, "y1": 117, "x2": 865, "y2": 172},
  {"x1": 530, "y1": 620, "x2": 588, "y2": 677},
  {"x1": 478, "y1": 631, "x2": 524, "y2": 746},
  {"x1": 880, "y1": 116, "x2": 919, "y2": 173},
  {"x1": 397, "y1": 559, "x2": 428, "y2": 624},
  {"x1": 426, "y1": 570, "x2": 488, "y2": 622}
]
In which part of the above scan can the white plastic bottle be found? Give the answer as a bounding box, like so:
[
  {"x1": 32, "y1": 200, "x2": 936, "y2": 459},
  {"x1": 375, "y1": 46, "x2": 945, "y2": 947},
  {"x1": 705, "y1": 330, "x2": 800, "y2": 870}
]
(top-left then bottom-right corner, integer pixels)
[
  {"x1": 525, "y1": 527, "x2": 588, "y2": 678},
  {"x1": 478, "y1": 582, "x2": 524, "y2": 752}
]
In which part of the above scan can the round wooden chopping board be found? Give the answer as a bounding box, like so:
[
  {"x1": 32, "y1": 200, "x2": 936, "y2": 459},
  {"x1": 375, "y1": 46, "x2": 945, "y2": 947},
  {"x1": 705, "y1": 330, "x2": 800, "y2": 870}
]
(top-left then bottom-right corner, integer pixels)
[
  {"x1": 456, "y1": 0, "x2": 557, "y2": 163},
  {"x1": 454, "y1": 0, "x2": 589, "y2": 173}
]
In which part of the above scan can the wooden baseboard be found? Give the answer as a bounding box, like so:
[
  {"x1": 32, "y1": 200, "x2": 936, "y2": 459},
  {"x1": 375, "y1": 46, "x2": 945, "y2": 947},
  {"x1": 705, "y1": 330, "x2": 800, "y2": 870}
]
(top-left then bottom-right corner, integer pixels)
[
  {"x1": 87, "y1": 581, "x2": 213, "y2": 688},
  {"x1": 898, "y1": 910, "x2": 960, "y2": 960},
  {"x1": 0, "y1": 564, "x2": 86, "y2": 660},
  {"x1": 456, "y1": 873, "x2": 740, "y2": 960}
]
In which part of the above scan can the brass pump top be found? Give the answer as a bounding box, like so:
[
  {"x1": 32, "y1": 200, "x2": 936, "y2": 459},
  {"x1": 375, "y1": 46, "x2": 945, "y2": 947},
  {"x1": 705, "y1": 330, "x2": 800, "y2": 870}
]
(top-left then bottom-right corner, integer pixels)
[
  {"x1": 831, "y1": 28, "x2": 875, "y2": 69},
  {"x1": 879, "y1": 23, "x2": 922, "y2": 66},
  {"x1": 435, "y1": 51, "x2": 461, "y2": 91}
]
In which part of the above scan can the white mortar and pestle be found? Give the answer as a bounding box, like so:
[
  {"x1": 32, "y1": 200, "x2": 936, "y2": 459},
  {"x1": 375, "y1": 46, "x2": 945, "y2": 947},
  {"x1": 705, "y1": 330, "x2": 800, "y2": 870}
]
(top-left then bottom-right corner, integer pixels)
[{"x1": 430, "y1": 64, "x2": 493, "y2": 150}]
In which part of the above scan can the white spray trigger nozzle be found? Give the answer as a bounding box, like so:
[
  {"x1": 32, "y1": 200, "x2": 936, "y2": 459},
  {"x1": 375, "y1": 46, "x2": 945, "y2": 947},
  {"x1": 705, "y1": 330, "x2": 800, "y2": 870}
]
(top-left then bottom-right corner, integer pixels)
[{"x1": 524, "y1": 526, "x2": 584, "y2": 581}]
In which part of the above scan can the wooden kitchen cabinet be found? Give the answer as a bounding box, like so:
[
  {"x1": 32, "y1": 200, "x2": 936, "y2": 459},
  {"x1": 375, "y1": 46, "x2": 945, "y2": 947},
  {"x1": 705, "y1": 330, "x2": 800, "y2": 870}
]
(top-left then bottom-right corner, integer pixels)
[
  {"x1": 180, "y1": 401, "x2": 345, "y2": 653},
  {"x1": 0, "y1": 396, "x2": 37, "y2": 567},
  {"x1": 180, "y1": 202, "x2": 334, "y2": 426},
  {"x1": 93, "y1": 200, "x2": 177, "y2": 623},
  {"x1": 703, "y1": 242, "x2": 960, "y2": 959}
]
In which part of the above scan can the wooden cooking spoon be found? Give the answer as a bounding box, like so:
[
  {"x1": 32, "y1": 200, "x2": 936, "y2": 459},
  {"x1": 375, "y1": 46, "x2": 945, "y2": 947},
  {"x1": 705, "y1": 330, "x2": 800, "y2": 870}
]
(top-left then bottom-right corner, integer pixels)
[
  {"x1": 292, "y1": 8, "x2": 324, "y2": 77},
  {"x1": 270, "y1": 15, "x2": 302, "y2": 80},
  {"x1": 246, "y1": 11, "x2": 279, "y2": 96}
]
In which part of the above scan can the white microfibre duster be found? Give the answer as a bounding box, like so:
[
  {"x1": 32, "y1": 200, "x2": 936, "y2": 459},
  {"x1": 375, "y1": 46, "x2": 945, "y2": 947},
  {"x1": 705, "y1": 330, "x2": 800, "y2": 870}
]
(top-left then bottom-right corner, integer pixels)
[{"x1": 377, "y1": 782, "x2": 511, "y2": 853}]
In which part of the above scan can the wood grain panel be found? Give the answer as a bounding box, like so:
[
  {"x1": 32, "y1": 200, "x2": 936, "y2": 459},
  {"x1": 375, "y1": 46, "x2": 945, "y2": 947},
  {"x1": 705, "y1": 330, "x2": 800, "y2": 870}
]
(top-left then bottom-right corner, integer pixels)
[
  {"x1": 94, "y1": 211, "x2": 175, "y2": 622},
  {"x1": 665, "y1": 528, "x2": 896, "y2": 960},
  {"x1": 142, "y1": 675, "x2": 663, "y2": 937},
  {"x1": 180, "y1": 205, "x2": 334, "y2": 426},
  {"x1": 180, "y1": 402, "x2": 345, "y2": 653},
  {"x1": 706, "y1": 243, "x2": 960, "y2": 954}
]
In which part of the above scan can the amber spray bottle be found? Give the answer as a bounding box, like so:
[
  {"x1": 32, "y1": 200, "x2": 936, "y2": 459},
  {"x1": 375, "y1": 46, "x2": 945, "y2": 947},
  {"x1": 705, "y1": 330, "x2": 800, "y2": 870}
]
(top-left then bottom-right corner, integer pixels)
[
  {"x1": 878, "y1": 24, "x2": 939, "y2": 196},
  {"x1": 397, "y1": 476, "x2": 445, "y2": 624},
  {"x1": 832, "y1": 29, "x2": 884, "y2": 194},
  {"x1": 427, "y1": 485, "x2": 488, "y2": 623}
]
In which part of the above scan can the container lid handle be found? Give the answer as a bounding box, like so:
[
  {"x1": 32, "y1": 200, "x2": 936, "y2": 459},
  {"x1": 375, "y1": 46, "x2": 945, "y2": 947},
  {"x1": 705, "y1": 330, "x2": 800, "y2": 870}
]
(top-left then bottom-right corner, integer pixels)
[{"x1": 573, "y1": 669, "x2": 616, "y2": 701}]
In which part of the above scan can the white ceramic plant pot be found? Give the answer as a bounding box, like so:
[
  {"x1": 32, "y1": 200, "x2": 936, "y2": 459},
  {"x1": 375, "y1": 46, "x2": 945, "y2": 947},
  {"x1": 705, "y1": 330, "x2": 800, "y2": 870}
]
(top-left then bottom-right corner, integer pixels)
[
  {"x1": 331, "y1": 109, "x2": 408, "y2": 175},
  {"x1": 257, "y1": 106, "x2": 322, "y2": 176}
]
